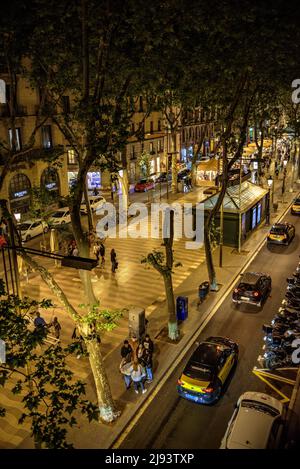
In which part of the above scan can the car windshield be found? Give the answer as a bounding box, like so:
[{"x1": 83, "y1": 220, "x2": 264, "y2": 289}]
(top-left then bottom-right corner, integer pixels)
[
  {"x1": 238, "y1": 282, "x2": 257, "y2": 291},
  {"x1": 184, "y1": 362, "x2": 213, "y2": 381},
  {"x1": 241, "y1": 400, "x2": 280, "y2": 417},
  {"x1": 294, "y1": 199, "x2": 300, "y2": 204},
  {"x1": 18, "y1": 223, "x2": 31, "y2": 231},
  {"x1": 51, "y1": 211, "x2": 65, "y2": 218},
  {"x1": 270, "y1": 227, "x2": 286, "y2": 235}
]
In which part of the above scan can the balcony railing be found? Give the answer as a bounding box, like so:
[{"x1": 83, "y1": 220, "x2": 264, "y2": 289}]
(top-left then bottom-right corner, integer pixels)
[{"x1": 0, "y1": 104, "x2": 28, "y2": 117}]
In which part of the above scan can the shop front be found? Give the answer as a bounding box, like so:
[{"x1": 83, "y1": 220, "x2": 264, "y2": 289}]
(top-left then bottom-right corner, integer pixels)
[
  {"x1": 67, "y1": 171, "x2": 101, "y2": 190},
  {"x1": 196, "y1": 158, "x2": 219, "y2": 186},
  {"x1": 9, "y1": 173, "x2": 31, "y2": 215},
  {"x1": 204, "y1": 181, "x2": 269, "y2": 248},
  {"x1": 41, "y1": 167, "x2": 60, "y2": 197}
]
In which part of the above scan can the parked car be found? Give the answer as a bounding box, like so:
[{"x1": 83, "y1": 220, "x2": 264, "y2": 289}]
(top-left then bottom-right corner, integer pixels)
[
  {"x1": 134, "y1": 178, "x2": 155, "y2": 192},
  {"x1": 177, "y1": 336, "x2": 238, "y2": 404},
  {"x1": 220, "y1": 391, "x2": 284, "y2": 449},
  {"x1": 80, "y1": 195, "x2": 106, "y2": 214},
  {"x1": 17, "y1": 219, "x2": 48, "y2": 242},
  {"x1": 155, "y1": 172, "x2": 172, "y2": 183},
  {"x1": 232, "y1": 271, "x2": 272, "y2": 307},
  {"x1": 291, "y1": 197, "x2": 300, "y2": 215},
  {"x1": 267, "y1": 222, "x2": 295, "y2": 245},
  {"x1": 49, "y1": 208, "x2": 71, "y2": 226}
]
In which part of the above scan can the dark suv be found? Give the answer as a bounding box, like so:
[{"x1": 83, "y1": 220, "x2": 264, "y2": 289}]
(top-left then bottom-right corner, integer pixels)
[{"x1": 232, "y1": 272, "x2": 272, "y2": 307}]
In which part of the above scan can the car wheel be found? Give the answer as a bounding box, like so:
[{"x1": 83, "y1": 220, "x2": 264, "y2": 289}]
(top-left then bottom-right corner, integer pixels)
[
  {"x1": 61, "y1": 221, "x2": 66, "y2": 224},
  {"x1": 26, "y1": 234, "x2": 31, "y2": 241}
]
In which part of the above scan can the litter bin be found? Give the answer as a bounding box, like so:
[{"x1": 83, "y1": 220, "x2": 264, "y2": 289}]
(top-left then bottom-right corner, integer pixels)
[
  {"x1": 198, "y1": 281, "x2": 209, "y2": 302},
  {"x1": 176, "y1": 296, "x2": 188, "y2": 321}
]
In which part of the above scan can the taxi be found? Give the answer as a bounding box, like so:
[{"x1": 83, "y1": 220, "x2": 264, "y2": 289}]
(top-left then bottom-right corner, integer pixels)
[
  {"x1": 177, "y1": 336, "x2": 239, "y2": 404},
  {"x1": 267, "y1": 222, "x2": 295, "y2": 245},
  {"x1": 291, "y1": 197, "x2": 300, "y2": 215}
]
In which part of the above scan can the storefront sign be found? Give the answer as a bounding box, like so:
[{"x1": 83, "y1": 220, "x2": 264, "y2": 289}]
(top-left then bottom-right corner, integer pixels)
[{"x1": 13, "y1": 190, "x2": 28, "y2": 199}]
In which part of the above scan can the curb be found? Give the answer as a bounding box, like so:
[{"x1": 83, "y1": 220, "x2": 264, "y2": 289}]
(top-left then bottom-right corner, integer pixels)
[{"x1": 109, "y1": 190, "x2": 299, "y2": 449}]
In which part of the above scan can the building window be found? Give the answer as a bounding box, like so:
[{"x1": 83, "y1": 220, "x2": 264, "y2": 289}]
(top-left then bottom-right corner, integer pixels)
[
  {"x1": 131, "y1": 123, "x2": 135, "y2": 134},
  {"x1": 150, "y1": 121, "x2": 154, "y2": 134},
  {"x1": 139, "y1": 96, "x2": 143, "y2": 112},
  {"x1": 131, "y1": 145, "x2": 135, "y2": 159},
  {"x1": 149, "y1": 142, "x2": 154, "y2": 153},
  {"x1": 62, "y1": 96, "x2": 70, "y2": 114},
  {"x1": 41, "y1": 125, "x2": 52, "y2": 149},
  {"x1": 158, "y1": 119, "x2": 161, "y2": 132},
  {"x1": 8, "y1": 128, "x2": 22, "y2": 151},
  {"x1": 67, "y1": 148, "x2": 76, "y2": 164},
  {"x1": 9, "y1": 173, "x2": 31, "y2": 200}
]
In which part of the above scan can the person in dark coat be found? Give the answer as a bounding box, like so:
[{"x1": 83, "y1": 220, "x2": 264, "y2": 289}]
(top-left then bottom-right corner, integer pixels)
[
  {"x1": 99, "y1": 242, "x2": 105, "y2": 264},
  {"x1": 140, "y1": 348, "x2": 153, "y2": 383},
  {"x1": 121, "y1": 340, "x2": 133, "y2": 361},
  {"x1": 110, "y1": 248, "x2": 118, "y2": 273},
  {"x1": 142, "y1": 334, "x2": 154, "y2": 354}
]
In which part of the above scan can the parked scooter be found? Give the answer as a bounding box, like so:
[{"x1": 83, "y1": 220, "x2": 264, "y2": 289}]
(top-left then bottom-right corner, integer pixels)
[
  {"x1": 282, "y1": 298, "x2": 300, "y2": 310},
  {"x1": 286, "y1": 277, "x2": 300, "y2": 286},
  {"x1": 263, "y1": 349, "x2": 296, "y2": 370}
]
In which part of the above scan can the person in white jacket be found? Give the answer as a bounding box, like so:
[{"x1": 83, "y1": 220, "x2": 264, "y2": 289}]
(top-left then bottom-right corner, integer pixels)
[{"x1": 130, "y1": 361, "x2": 147, "y2": 394}]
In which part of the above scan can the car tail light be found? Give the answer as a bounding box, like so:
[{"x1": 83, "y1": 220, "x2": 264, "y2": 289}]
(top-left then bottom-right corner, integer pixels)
[
  {"x1": 253, "y1": 291, "x2": 260, "y2": 297},
  {"x1": 204, "y1": 387, "x2": 214, "y2": 393},
  {"x1": 177, "y1": 378, "x2": 183, "y2": 386}
]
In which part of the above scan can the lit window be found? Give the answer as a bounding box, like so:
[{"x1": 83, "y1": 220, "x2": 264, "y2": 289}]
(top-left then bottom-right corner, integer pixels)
[{"x1": 67, "y1": 148, "x2": 76, "y2": 164}]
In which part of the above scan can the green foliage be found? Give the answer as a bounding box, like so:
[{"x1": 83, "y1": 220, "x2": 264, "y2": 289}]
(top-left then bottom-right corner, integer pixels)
[
  {"x1": 209, "y1": 218, "x2": 220, "y2": 248},
  {"x1": 78, "y1": 303, "x2": 125, "y2": 333},
  {"x1": 138, "y1": 151, "x2": 152, "y2": 179},
  {"x1": 0, "y1": 287, "x2": 98, "y2": 448},
  {"x1": 28, "y1": 185, "x2": 56, "y2": 224}
]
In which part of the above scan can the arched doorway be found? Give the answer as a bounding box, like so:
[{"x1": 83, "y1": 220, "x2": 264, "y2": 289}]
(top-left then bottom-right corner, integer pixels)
[
  {"x1": 40, "y1": 167, "x2": 60, "y2": 197},
  {"x1": 9, "y1": 173, "x2": 31, "y2": 215}
]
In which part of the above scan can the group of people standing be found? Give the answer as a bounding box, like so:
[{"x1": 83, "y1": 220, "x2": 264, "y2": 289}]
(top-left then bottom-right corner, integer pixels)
[
  {"x1": 93, "y1": 240, "x2": 118, "y2": 273},
  {"x1": 119, "y1": 334, "x2": 154, "y2": 394}
]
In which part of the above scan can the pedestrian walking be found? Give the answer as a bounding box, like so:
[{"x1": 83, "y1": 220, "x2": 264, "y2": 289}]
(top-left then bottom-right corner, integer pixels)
[
  {"x1": 71, "y1": 327, "x2": 85, "y2": 359},
  {"x1": 110, "y1": 248, "x2": 118, "y2": 273},
  {"x1": 99, "y1": 242, "x2": 105, "y2": 265},
  {"x1": 119, "y1": 357, "x2": 132, "y2": 390},
  {"x1": 275, "y1": 168, "x2": 279, "y2": 178},
  {"x1": 130, "y1": 361, "x2": 147, "y2": 394},
  {"x1": 140, "y1": 348, "x2": 153, "y2": 383},
  {"x1": 93, "y1": 242, "x2": 101, "y2": 262},
  {"x1": 34, "y1": 311, "x2": 47, "y2": 329},
  {"x1": 50, "y1": 316, "x2": 61, "y2": 339},
  {"x1": 93, "y1": 187, "x2": 99, "y2": 196},
  {"x1": 72, "y1": 245, "x2": 79, "y2": 256},
  {"x1": 121, "y1": 339, "x2": 133, "y2": 361}
]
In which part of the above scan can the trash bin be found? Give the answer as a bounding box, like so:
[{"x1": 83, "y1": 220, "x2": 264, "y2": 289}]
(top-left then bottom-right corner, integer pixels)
[
  {"x1": 176, "y1": 296, "x2": 188, "y2": 321},
  {"x1": 198, "y1": 281, "x2": 209, "y2": 302}
]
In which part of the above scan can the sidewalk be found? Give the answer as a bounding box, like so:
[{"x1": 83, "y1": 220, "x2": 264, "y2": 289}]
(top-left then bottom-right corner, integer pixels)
[{"x1": 2, "y1": 164, "x2": 299, "y2": 449}]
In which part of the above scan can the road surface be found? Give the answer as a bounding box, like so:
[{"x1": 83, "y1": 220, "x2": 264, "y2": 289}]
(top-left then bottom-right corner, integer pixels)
[{"x1": 118, "y1": 210, "x2": 300, "y2": 449}]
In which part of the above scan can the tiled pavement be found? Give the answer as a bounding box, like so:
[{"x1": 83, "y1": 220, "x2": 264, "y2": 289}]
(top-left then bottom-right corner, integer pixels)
[{"x1": 0, "y1": 161, "x2": 298, "y2": 448}]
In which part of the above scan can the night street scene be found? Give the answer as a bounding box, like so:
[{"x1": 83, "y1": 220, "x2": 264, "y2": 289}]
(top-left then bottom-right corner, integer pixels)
[{"x1": 1, "y1": 0, "x2": 300, "y2": 462}]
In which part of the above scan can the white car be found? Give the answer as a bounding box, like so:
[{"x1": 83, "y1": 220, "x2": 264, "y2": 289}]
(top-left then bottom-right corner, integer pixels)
[
  {"x1": 49, "y1": 207, "x2": 71, "y2": 225},
  {"x1": 80, "y1": 196, "x2": 106, "y2": 214},
  {"x1": 18, "y1": 219, "x2": 48, "y2": 242},
  {"x1": 220, "y1": 392, "x2": 284, "y2": 449}
]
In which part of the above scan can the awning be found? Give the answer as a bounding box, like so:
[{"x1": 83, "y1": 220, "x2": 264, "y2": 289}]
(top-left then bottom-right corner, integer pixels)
[{"x1": 204, "y1": 181, "x2": 268, "y2": 214}]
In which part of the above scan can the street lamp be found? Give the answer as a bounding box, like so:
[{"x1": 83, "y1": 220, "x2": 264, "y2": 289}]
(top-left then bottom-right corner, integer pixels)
[{"x1": 267, "y1": 175, "x2": 274, "y2": 213}]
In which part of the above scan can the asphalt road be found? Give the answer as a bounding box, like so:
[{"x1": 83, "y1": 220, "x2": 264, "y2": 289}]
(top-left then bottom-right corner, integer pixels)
[{"x1": 118, "y1": 210, "x2": 300, "y2": 449}]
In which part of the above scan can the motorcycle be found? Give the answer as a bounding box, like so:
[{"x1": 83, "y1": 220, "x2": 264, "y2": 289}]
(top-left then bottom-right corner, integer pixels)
[
  {"x1": 263, "y1": 349, "x2": 296, "y2": 370},
  {"x1": 282, "y1": 299, "x2": 300, "y2": 310},
  {"x1": 286, "y1": 284, "x2": 300, "y2": 294}
]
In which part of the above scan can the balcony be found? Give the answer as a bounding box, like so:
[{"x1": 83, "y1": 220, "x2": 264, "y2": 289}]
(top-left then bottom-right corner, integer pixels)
[{"x1": 0, "y1": 104, "x2": 28, "y2": 117}]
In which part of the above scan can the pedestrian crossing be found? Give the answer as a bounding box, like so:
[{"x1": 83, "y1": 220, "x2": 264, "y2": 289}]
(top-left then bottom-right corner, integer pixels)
[{"x1": 1, "y1": 213, "x2": 207, "y2": 448}]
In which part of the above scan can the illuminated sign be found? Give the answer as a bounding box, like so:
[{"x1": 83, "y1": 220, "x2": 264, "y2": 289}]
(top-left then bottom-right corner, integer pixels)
[{"x1": 13, "y1": 190, "x2": 28, "y2": 198}]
